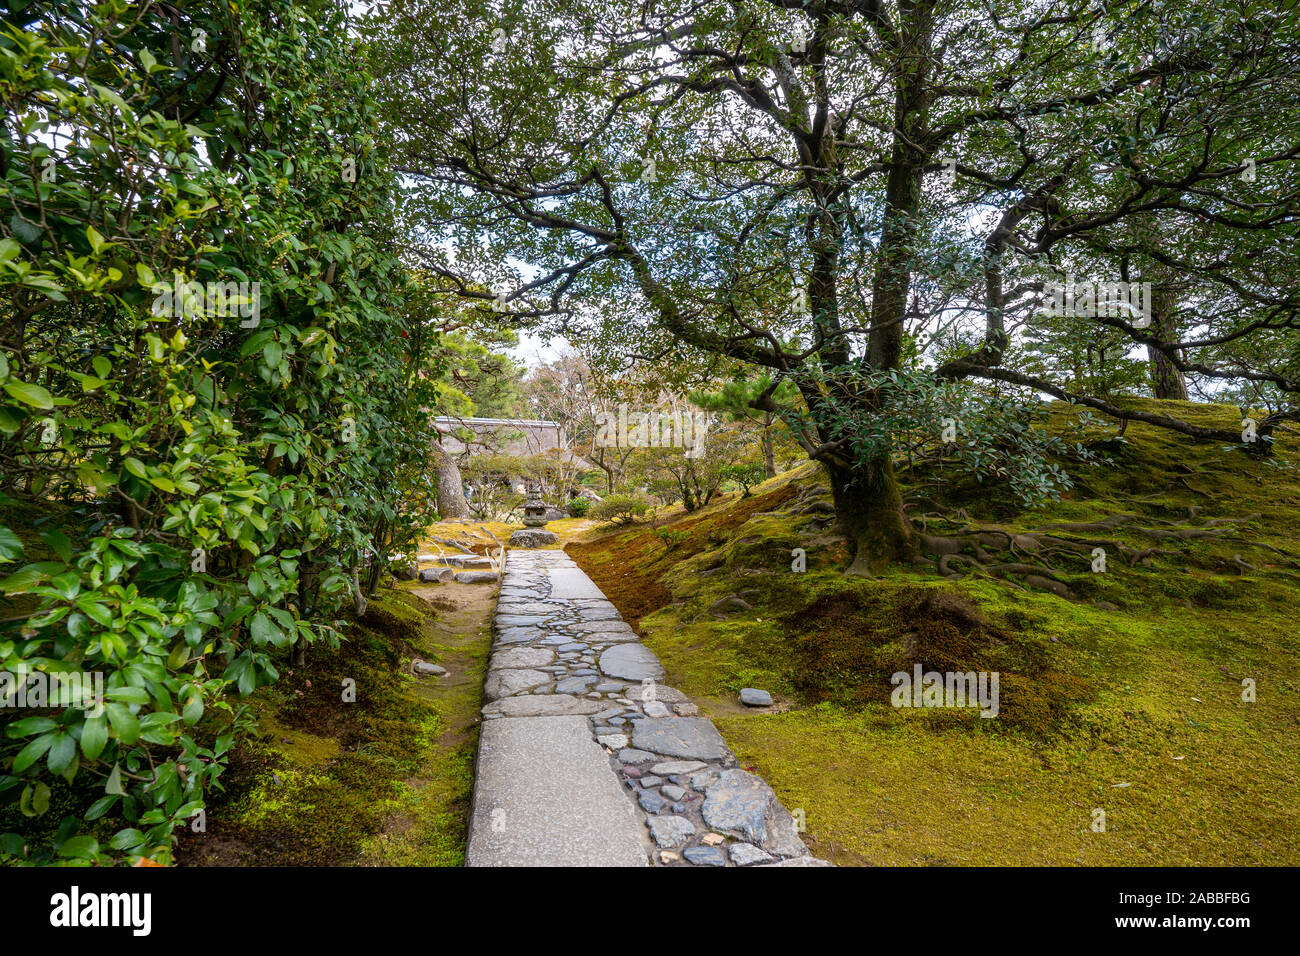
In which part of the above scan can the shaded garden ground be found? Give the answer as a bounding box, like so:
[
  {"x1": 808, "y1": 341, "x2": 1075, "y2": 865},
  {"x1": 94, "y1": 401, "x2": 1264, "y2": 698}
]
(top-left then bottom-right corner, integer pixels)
[{"x1": 568, "y1": 400, "x2": 1300, "y2": 865}]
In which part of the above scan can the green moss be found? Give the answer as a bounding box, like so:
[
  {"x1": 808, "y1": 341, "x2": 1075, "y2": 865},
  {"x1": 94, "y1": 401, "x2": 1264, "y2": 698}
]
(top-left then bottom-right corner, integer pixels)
[{"x1": 570, "y1": 400, "x2": 1300, "y2": 865}]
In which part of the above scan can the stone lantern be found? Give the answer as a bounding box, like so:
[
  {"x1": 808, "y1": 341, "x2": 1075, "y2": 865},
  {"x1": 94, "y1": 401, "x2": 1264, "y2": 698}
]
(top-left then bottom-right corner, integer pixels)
[{"x1": 522, "y1": 497, "x2": 549, "y2": 528}]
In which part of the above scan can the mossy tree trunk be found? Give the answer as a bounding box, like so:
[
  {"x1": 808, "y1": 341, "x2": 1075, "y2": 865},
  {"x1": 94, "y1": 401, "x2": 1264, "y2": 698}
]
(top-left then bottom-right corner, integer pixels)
[
  {"x1": 432, "y1": 442, "x2": 469, "y2": 520},
  {"x1": 1147, "y1": 287, "x2": 1188, "y2": 400},
  {"x1": 825, "y1": 453, "x2": 917, "y2": 575}
]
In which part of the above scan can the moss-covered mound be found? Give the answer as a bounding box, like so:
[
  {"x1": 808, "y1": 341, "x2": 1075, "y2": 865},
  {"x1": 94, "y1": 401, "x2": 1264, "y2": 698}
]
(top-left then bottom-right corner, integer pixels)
[{"x1": 568, "y1": 400, "x2": 1300, "y2": 866}]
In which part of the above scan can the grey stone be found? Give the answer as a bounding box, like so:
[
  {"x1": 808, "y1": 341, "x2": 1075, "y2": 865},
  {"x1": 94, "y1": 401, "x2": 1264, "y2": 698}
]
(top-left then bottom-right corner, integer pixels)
[
  {"x1": 632, "y1": 719, "x2": 728, "y2": 761},
  {"x1": 575, "y1": 606, "x2": 621, "y2": 621},
  {"x1": 482, "y1": 695, "x2": 608, "y2": 718},
  {"x1": 647, "y1": 815, "x2": 696, "y2": 849},
  {"x1": 391, "y1": 563, "x2": 417, "y2": 581},
  {"x1": 639, "y1": 774, "x2": 663, "y2": 788},
  {"x1": 627, "y1": 684, "x2": 689, "y2": 704},
  {"x1": 595, "y1": 682, "x2": 624, "y2": 693},
  {"x1": 572, "y1": 668, "x2": 598, "y2": 676},
  {"x1": 643, "y1": 700, "x2": 671, "y2": 718},
  {"x1": 661, "y1": 784, "x2": 686, "y2": 801},
  {"x1": 555, "y1": 676, "x2": 597, "y2": 694},
  {"x1": 599, "y1": 644, "x2": 665, "y2": 682},
  {"x1": 547, "y1": 567, "x2": 607, "y2": 600},
  {"x1": 503, "y1": 601, "x2": 564, "y2": 616},
  {"x1": 558, "y1": 642, "x2": 588, "y2": 652},
  {"x1": 489, "y1": 647, "x2": 554, "y2": 669},
  {"x1": 617, "y1": 748, "x2": 657, "y2": 764},
  {"x1": 495, "y1": 627, "x2": 550, "y2": 644},
  {"x1": 701, "y1": 770, "x2": 806, "y2": 858},
  {"x1": 419, "y1": 567, "x2": 455, "y2": 583},
  {"x1": 638, "y1": 791, "x2": 667, "y2": 814},
  {"x1": 674, "y1": 702, "x2": 699, "y2": 716},
  {"x1": 690, "y1": 770, "x2": 720, "y2": 791},
  {"x1": 651, "y1": 760, "x2": 708, "y2": 775},
  {"x1": 684, "y1": 845, "x2": 727, "y2": 867},
  {"x1": 483, "y1": 668, "x2": 552, "y2": 700},
  {"x1": 671, "y1": 802, "x2": 686, "y2": 814},
  {"x1": 495, "y1": 614, "x2": 550, "y2": 627},
  {"x1": 729, "y1": 843, "x2": 775, "y2": 866},
  {"x1": 758, "y1": 856, "x2": 833, "y2": 867},
  {"x1": 466, "y1": 716, "x2": 647, "y2": 867},
  {"x1": 739, "y1": 687, "x2": 773, "y2": 707},
  {"x1": 412, "y1": 660, "x2": 447, "y2": 676},
  {"x1": 597, "y1": 733, "x2": 629, "y2": 750},
  {"x1": 508, "y1": 529, "x2": 559, "y2": 548},
  {"x1": 457, "y1": 570, "x2": 500, "y2": 585}
]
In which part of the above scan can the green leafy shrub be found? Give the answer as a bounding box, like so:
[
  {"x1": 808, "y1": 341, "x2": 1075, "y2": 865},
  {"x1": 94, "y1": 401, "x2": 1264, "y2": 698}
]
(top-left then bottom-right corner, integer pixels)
[
  {"x1": 721, "y1": 463, "x2": 766, "y2": 497},
  {"x1": 0, "y1": 1, "x2": 437, "y2": 865},
  {"x1": 566, "y1": 496, "x2": 592, "y2": 517},
  {"x1": 591, "y1": 495, "x2": 649, "y2": 526},
  {"x1": 655, "y1": 528, "x2": 690, "y2": 548}
]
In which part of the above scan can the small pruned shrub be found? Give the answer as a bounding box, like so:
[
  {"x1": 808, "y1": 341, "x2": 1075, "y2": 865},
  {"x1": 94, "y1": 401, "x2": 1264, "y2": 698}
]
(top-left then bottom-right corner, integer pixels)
[
  {"x1": 655, "y1": 528, "x2": 690, "y2": 548},
  {"x1": 592, "y1": 494, "x2": 650, "y2": 526},
  {"x1": 721, "y1": 463, "x2": 766, "y2": 497},
  {"x1": 567, "y1": 496, "x2": 592, "y2": 518}
]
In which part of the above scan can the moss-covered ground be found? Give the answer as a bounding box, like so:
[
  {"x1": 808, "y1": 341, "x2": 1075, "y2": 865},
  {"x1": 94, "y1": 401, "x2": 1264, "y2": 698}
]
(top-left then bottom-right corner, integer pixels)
[
  {"x1": 175, "y1": 532, "x2": 497, "y2": 867},
  {"x1": 568, "y1": 400, "x2": 1300, "y2": 866}
]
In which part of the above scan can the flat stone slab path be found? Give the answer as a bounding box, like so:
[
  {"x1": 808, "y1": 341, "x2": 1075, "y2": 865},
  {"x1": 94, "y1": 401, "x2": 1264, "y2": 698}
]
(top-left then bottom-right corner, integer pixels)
[{"x1": 466, "y1": 549, "x2": 829, "y2": 867}]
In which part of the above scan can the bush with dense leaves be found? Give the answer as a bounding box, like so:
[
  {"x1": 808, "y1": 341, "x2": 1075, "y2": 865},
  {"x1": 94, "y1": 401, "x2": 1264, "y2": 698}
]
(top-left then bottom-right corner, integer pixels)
[
  {"x1": 590, "y1": 494, "x2": 649, "y2": 526},
  {"x1": 0, "y1": 0, "x2": 438, "y2": 865}
]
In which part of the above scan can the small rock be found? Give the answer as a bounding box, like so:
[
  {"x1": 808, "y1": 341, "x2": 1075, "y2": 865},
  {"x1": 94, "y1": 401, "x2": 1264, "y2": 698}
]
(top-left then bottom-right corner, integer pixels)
[
  {"x1": 508, "y1": 529, "x2": 559, "y2": 548},
  {"x1": 674, "y1": 702, "x2": 699, "y2": 716},
  {"x1": 618, "y1": 748, "x2": 657, "y2": 764},
  {"x1": 455, "y1": 570, "x2": 500, "y2": 584},
  {"x1": 729, "y1": 843, "x2": 775, "y2": 866},
  {"x1": 659, "y1": 851, "x2": 680, "y2": 863},
  {"x1": 391, "y1": 564, "x2": 417, "y2": 581},
  {"x1": 639, "y1": 791, "x2": 667, "y2": 814},
  {"x1": 412, "y1": 660, "x2": 447, "y2": 677},
  {"x1": 650, "y1": 760, "x2": 708, "y2": 775},
  {"x1": 671, "y1": 802, "x2": 686, "y2": 813},
  {"x1": 684, "y1": 845, "x2": 727, "y2": 867},
  {"x1": 419, "y1": 567, "x2": 455, "y2": 583},
  {"x1": 647, "y1": 815, "x2": 696, "y2": 848},
  {"x1": 597, "y1": 734, "x2": 629, "y2": 750},
  {"x1": 639, "y1": 774, "x2": 663, "y2": 788},
  {"x1": 643, "y1": 700, "x2": 671, "y2": 718},
  {"x1": 662, "y1": 784, "x2": 686, "y2": 801},
  {"x1": 700, "y1": 832, "x2": 725, "y2": 846},
  {"x1": 739, "y1": 687, "x2": 773, "y2": 707},
  {"x1": 691, "y1": 770, "x2": 720, "y2": 790}
]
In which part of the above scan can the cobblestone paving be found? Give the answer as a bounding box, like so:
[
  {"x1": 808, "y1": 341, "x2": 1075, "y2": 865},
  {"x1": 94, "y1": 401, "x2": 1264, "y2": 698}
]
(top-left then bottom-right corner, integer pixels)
[{"x1": 466, "y1": 548, "x2": 830, "y2": 867}]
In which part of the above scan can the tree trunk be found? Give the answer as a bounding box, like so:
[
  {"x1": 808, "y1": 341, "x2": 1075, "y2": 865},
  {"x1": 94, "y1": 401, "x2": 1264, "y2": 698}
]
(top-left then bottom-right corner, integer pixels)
[
  {"x1": 825, "y1": 454, "x2": 916, "y2": 576},
  {"x1": 432, "y1": 442, "x2": 469, "y2": 520},
  {"x1": 1147, "y1": 287, "x2": 1188, "y2": 400},
  {"x1": 762, "y1": 418, "x2": 776, "y2": 479}
]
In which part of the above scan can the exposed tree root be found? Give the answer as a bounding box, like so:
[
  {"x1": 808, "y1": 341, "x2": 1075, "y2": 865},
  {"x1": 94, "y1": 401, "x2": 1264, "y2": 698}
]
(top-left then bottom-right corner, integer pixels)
[{"x1": 901, "y1": 500, "x2": 1291, "y2": 602}]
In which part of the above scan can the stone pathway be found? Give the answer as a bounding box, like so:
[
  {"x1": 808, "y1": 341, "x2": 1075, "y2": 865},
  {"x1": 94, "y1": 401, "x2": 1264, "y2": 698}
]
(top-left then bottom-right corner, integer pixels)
[{"x1": 466, "y1": 549, "x2": 830, "y2": 867}]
